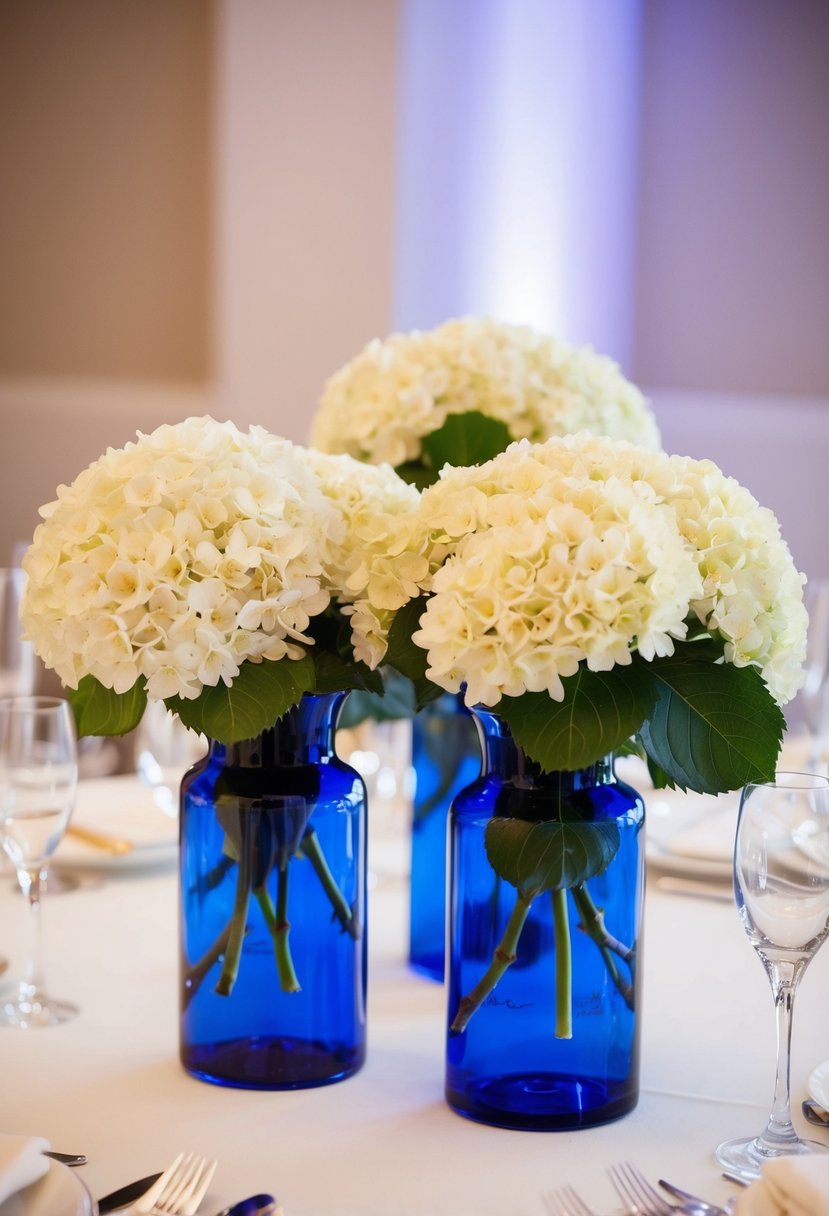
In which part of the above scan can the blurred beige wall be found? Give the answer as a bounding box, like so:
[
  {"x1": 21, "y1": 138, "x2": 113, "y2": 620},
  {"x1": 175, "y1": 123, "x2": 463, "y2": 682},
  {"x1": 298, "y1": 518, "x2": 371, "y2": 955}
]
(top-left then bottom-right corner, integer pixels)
[
  {"x1": 635, "y1": 0, "x2": 829, "y2": 395},
  {"x1": 0, "y1": 0, "x2": 399, "y2": 563},
  {"x1": 0, "y1": 0, "x2": 212, "y2": 382}
]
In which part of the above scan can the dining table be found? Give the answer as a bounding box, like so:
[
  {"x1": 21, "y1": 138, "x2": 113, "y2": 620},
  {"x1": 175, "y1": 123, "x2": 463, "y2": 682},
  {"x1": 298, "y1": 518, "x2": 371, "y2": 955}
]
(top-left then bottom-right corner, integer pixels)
[{"x1": 1, "y1": 759, "x2": 828, "y2": 1216}]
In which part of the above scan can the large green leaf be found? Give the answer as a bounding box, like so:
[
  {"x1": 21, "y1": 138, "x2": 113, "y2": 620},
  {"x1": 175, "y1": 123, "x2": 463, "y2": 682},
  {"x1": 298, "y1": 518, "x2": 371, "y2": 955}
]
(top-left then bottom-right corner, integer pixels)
[
  {"x1": 67, "y1": 675, "x2": 147, "y2": 738},
  {"x1": 383, "y1": 597, "x2": 442, "y2": 710},
  {"x1": 166, "y1": 656, "x2": 315, "y2": 744},
  {"x1": 394, "y1": 461, "x2": 437, "y2": 490},
  {"x1": 309, "y1": 650, "x2": 384, "y2": 697},
  {"x1": 636, "y1": 646, "x2": 785, "y2": 793},
  {"x1": 338, "y1": 671, "x2": 417, "y2": 728},
  {"x1": 497, "y1": 664, "x2": 658, "y2": 772},
  {"x1": 485, "y1": 816, "x2": 620, "y2": 898},
  {"x1": 421, "y1": 411, "x2": 512, "y2": 473}
]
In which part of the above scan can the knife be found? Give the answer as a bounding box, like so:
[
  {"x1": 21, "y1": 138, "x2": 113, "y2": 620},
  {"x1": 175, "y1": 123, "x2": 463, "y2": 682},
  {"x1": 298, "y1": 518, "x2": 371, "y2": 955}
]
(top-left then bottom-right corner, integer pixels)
[{"x1": 97, "y1": 1172, "x2": 163, "y2": 1214}]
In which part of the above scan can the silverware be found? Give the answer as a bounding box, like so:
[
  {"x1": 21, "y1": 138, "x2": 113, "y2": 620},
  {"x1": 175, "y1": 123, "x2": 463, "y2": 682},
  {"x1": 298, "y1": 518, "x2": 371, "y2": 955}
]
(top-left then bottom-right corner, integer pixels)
[
  {"x1": 659, "y1": 1178, "x2": 736, "y2": 1215},
  {"x1": 97, "y1": 1172, "x2": 163, "y2": 1214},
  {"x1": 803, "y1": 1098, "x2": 829, "y2": 1126},
  {"x1": 45, "y1": 1151, "x2": 88, "y2": 1166},
  {"x1": 609, "y1": 1162, "x2": 730, "y2": 1216},
  {"x1": 67, "y1": 823, "x2": 134, "y2": 855}
]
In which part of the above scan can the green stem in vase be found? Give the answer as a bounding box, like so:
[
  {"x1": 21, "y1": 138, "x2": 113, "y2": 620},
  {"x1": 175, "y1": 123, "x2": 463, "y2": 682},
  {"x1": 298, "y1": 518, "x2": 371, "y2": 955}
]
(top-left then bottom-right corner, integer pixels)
[
  {"x1": 571, "y1": 882, "x2": 635, "y2": 1010},
  {"x1": 551, "y1": 888, "x2": 572, "y2": 1040},
  {"x1": 301, "y1": 828, "x2": 359, "y2": 939},
  {"x1": 182, "y1": 919, "x2": 241, "y2": 1009},
  {"x1": 450, "y1": 890, "x2": 532, "y2": 1034},
  {"x1": 255, "y1": 870, "x2": 301, "y2": 993},
  {"x1": 214, "y1": 858, "x2": 252, "y2": 997}
]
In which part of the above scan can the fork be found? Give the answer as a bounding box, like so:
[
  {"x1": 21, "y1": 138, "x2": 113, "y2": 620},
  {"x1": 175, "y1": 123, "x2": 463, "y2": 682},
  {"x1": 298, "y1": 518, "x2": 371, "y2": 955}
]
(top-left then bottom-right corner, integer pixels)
[
  {"x1": 128, "y1": 1151, "x2": 218, "y2": 1215},
  {"x1": 608, "y1": 1162, "x2": 728, "y2": 1216},
  {"x1": 543, "y1": 1185, "x2": 600, "y2": 1216}
]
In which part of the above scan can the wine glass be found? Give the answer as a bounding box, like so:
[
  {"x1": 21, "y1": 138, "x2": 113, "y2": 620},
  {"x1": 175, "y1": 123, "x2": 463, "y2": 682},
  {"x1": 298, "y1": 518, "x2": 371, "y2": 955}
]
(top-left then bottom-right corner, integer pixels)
[
  {"x1": 0, "y1": 696, "x2": 79, "y2": 1027},
  {"x1": 715, "y1": 771, "x2": 829, "y2": 1178},
  {"x1": 0, "y1": 568, "x2": 36, "y2": 698},
  {"x1": 801, "y1": 579, "x2": 829, "y2": 770},
  {"x1": 134, "y1": 699, "x2": 206, "y2": 817}
]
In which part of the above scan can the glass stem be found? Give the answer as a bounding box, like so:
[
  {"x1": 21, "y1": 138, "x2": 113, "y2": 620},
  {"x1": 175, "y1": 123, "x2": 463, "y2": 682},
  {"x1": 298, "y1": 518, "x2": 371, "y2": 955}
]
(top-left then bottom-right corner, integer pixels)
[
  {"x1": 18, "y1": 866, "x2": 46, "y2": 997},
  {"x1": 760, "y1": 962, "x2": 804, "y2": 1150}
]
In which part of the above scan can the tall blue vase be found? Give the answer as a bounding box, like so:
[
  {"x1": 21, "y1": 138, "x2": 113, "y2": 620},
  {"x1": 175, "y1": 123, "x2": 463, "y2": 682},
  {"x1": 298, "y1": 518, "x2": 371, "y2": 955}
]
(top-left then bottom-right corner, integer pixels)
[
  {"x1": 179, "y1": 692, "x2": 366, "y2": 1089},
  {"x1": 445, "y1": 708, "x2": 645, "y2": 1130},
  {"x1": 409, "y1": 693, "x2": 481, "y2": 981}
]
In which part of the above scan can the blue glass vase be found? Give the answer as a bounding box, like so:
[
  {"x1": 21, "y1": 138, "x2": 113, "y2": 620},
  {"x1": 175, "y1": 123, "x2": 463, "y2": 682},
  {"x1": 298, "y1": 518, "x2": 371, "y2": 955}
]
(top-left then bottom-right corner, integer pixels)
[
  {"x1": 409, "y1": 693, "x2": 481, "y2": 981},
  {"x1": 179, "y1": 692, "x2": 366, "y2": 1089},
  {"x1": 445, "y1": 708, "x2": 645, "y2": 1130}
]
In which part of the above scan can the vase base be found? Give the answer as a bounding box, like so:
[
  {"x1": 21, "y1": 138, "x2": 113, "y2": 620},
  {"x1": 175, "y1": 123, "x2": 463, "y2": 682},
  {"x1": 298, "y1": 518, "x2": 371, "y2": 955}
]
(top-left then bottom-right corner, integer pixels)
[
  {"x1": 445, "y1": 1072, "x2": 638, "y2": 1131},
  {"x1": 182, "y1": 1035, "x2": 365, "y2": 1090}
]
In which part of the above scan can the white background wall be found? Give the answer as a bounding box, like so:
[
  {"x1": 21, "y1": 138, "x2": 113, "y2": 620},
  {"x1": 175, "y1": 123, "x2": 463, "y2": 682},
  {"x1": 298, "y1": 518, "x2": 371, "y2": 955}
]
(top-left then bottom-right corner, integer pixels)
[{"x1": 1, "y1": 0, "x2": 827, "y2": 588}]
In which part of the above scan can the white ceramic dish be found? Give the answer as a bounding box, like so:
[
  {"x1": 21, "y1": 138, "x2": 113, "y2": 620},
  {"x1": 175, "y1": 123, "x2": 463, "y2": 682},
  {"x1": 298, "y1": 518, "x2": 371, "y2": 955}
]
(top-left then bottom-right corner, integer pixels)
[
  {"x1": 808, "y1": 1059, "x2": 829, "y2": 1111},
  {"x1": 644, "y1": 785, "x2": 738, "y2": 882},
  {"x1": 53, "y1": 775, "x2": 178, "y2": 872},
  {"x1": 0, "y1": 1158, "x2": 95, "y2": 1216}
]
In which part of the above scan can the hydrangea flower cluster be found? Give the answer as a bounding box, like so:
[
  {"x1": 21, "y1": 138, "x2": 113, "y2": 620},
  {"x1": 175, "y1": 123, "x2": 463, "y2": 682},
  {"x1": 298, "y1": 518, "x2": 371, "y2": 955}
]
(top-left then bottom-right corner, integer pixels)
[
  {"x1": 403, "y1": 434, "x2": 806, "y2": 708},
  {"x1": 303, "y1": 449, "x2": 430, "y2": 667},
  {"x1": 311, "y1": 317, "x2": 661, "y2": 467},
  {"x1": 21, "y1": 417, "x2": 348, "y2": 701}
]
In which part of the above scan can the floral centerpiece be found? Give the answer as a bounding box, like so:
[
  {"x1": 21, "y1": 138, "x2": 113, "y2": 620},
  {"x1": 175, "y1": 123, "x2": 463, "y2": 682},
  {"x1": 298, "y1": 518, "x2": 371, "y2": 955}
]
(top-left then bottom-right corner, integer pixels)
[
  {"x1": 368, "y1": 431, "x2": 806, "y2": 1123},
  {"x1": 311, "y1": 316, "x2": 661, "y2": 488},
  {"x1": 19, "y1": 415, "x2": 421, "y2": 741},
  {"x1": 19, "y1": 416, "x2": 424, "y2": 1088}
]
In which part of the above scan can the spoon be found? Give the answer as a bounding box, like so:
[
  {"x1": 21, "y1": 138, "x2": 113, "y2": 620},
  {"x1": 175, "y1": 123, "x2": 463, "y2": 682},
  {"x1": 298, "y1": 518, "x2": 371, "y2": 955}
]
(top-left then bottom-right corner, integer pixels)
[
  {"x1": 215, "y1": 1195, "x2": 278, "y2": 1216},
  {"x1": 803, "y1": 1097, "x2": 829, "y2": 1126}
]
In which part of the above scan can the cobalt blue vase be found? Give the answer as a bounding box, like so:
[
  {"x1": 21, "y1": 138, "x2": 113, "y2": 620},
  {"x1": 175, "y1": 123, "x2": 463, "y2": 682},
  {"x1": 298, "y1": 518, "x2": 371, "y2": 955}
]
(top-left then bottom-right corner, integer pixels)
[
  {"x1": 445, "y1": 708, "x2": 645, "y2": 1130},
  {"x1": 409, "y1": 693, "x2": 481, "y2": 981},
  {"x1": 179, "y1": 692, "x2": 366, "y2": 1089}
]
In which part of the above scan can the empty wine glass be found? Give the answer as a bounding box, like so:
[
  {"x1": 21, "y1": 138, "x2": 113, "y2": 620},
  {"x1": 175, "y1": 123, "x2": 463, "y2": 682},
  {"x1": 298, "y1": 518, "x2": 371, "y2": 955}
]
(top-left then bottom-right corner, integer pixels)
[
  {"x1": 716, "y1": 771, "x2": 829, "y2": 1178},
  {"x1": 134, "y1": 699, "x2": 206, "y2": 817},
  {"x1": 800, "y1": 580, "x2": 829, "y2": 770},
  {"x1": 0, "y1": 568, "x2": 36, "y2": 699},
  {"x1": 0, "y1": 696, "x2": 79, "y2": 1027}
]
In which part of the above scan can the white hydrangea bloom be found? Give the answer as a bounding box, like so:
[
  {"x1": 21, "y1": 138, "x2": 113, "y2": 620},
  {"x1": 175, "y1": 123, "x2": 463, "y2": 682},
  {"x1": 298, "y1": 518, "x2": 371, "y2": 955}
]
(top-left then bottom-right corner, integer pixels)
[
  {"x1": 304, "y1": 449, "x2": 430, "y2": 666},
  {"x1": 21, "y1": 417, "x2": 347, "y2": 701},
  {"x1": 311, "y1": 317, "x2": 660, "y2": 466},
  {"x1": 403, "y1": 433, "x2": 806, "y2": 707}
]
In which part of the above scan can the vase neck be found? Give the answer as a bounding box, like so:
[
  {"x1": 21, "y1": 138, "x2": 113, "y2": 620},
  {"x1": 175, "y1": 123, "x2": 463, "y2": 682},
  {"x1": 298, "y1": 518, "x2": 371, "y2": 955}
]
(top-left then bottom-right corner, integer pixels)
[
  {"x1": 471, "y1": 706, "x2": 614, "y2": 789},
  {"x1": 211, "y1": 693, "x2": 346, "y2": 767}
]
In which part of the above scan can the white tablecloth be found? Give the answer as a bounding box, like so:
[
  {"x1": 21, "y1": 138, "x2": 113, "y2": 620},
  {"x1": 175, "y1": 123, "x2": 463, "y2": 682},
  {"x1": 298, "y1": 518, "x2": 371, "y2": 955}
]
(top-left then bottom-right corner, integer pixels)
[{"x1": 1, "y1": 790, "x2": 828, "y2": 1216}]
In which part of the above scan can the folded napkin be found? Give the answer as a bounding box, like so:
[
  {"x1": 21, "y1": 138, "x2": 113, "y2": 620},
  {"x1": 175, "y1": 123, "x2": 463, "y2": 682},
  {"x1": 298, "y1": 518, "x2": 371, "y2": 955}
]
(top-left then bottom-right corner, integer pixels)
[
  {"x1": 734, "y1": 1154, "x2": 829, "y2": 1216},
  {"x1": 0, "y1": 1134, "x2": 50, "y2": 1205}
]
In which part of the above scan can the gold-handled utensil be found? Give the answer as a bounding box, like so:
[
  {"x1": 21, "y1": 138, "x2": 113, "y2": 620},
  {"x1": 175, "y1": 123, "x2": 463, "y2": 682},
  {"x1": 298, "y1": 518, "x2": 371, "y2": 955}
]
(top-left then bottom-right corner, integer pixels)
[{"x1": 66, "y1": 823, "x2": 134, "y2": 856}]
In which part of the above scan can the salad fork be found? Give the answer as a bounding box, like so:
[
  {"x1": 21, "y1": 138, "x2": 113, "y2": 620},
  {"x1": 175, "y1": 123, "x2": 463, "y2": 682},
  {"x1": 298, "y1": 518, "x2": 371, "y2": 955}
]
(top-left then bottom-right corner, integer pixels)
[
  {"x1": 608, "y1": 1162, "x2": 729, "y2": 1216},
  {"x1": 128, "y1": 1151, "x2": 217, "y2": 1215},
  {"x1": 543, "y1": 1185, "x2": 600, "y2": 1216}
]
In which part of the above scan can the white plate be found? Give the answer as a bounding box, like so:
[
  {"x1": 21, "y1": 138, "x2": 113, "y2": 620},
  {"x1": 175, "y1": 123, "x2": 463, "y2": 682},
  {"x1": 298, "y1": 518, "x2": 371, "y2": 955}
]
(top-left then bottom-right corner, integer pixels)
[
  {"x1": 54, "y1": 775, "x2": 178, "y2": 872},
  {"x1": 644, "y1": 785, "x2": 738, "y2": 882},
  {"x1": 0, "y1": 1158, "x2": 95, "y2": 1216},
  {"x1": 808, "y1": 1059, "x2": 829, "y2": 1111}
]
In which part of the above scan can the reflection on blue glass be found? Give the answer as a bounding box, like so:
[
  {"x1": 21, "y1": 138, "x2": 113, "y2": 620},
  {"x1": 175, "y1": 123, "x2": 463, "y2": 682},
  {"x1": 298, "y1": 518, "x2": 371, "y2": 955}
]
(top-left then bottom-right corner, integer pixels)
[
  {"x1": 180, "y1": 694, "x2": 366, "y2": 1089},
  {"x1": 409, "y1": 694, "x2": 481, "y2": 981}
]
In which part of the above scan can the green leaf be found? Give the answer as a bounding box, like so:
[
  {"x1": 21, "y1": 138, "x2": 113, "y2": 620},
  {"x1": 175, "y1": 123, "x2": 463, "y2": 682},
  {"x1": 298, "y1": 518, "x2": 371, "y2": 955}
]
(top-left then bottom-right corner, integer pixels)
[
  {"x1": 67, "y1": 675, "x2": 147, "y2": 738},
  {"x1": 393, "y1": 460, "x2": 438, "y2": 490},
  {"x1": 485, "y1": 816, "x2": 620, "y2": 899},
  {"x1": 421, "y1": 411, "x2": 512, "y2": 472},
  {"x1": 338, "y1": 671, "x2": 417, "y2": 728},
  {"x1": 496, "y1": 664, "x2": 659, "y2": 772},
  {"x1": 635, "y1": 646, "x2": 785, "y2": 794},
  {"x1": 383, "y1": 597, "x2": 443, "y2": 710},
  {"x1": 309, "y1": 650, "x2": 384, "y2": 697},
  {"x1": 166, "y1": 656, "x2": 315, "y2": 744}
]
